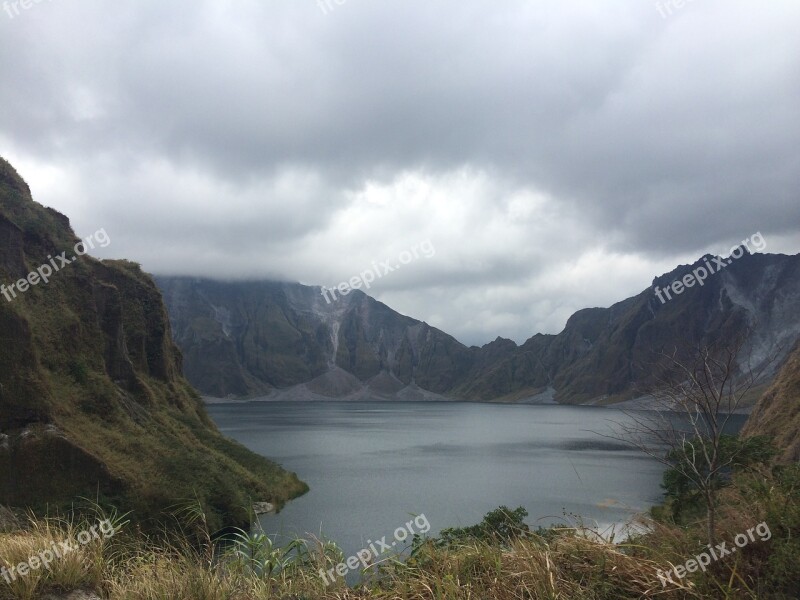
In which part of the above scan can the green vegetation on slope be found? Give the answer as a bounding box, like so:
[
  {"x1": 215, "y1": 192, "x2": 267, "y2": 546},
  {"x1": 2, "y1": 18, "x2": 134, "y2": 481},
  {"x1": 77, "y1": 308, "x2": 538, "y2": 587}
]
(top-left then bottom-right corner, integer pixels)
[
  {"x1": 743, "y1": 341, "x2": 800, "y2": 462},
  {"x1": 0, "y1": 157, "x2": 307, "y2": 531}
]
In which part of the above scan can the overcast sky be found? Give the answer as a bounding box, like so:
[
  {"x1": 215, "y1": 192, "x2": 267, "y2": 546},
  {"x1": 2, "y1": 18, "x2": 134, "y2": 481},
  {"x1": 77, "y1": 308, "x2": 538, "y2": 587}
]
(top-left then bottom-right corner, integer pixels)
[{"x1": 1, "y1": 1, "x2": 798, "y2": 346}]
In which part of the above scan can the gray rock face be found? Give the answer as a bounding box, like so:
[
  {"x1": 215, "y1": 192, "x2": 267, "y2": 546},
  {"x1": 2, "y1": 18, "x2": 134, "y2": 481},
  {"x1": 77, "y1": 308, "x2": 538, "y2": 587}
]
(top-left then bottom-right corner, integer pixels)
[
  {"x1": 252, "y1": 502, "x2": 275, "y2": 515},
  {"x1": 156, "y1": 277, "x2": 471, "y2": 399},
  {"x1": 157, "y1": 251, "x2": 800, "y2": 404}
]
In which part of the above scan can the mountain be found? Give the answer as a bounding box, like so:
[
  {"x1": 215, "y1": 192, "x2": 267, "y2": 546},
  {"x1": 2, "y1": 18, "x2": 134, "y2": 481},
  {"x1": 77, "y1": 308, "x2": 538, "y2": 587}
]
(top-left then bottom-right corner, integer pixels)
[
  {"x1": 743, "y1": 340, "x2": 800, "y2": 462},
  {"x1": 155, "y1": 277, "x2": 473, "y2": 400},
  {"x1": 0, "y1": 158, "x2": 307, "y2": 530},
  {"x1": 457, "y1": 251, "x2": 800, "y2": 404},
  {"x1": 157, "y1": 250, "x2": 800, "y2": 404}
]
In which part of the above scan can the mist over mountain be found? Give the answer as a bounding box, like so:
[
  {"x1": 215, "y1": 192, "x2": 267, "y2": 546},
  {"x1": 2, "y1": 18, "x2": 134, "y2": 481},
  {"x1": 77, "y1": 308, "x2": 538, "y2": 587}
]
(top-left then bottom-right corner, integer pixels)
[{"x1": 157, "y1": 250, "x2": 800, "y2": 404}]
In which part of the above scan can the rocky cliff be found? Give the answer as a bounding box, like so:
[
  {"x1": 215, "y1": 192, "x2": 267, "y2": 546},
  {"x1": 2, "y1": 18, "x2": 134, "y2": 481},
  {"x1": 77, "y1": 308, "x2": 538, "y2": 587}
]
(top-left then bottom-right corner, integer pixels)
[
  {"x1": 0, "y1": 158, "x2": 307, "y2": 530},
  {"x1": 158, "y1": 249, "x2": 800, "y2": 404},
  {"x1": 156, "y1": 277, "x2": 472, "y2": 400}
]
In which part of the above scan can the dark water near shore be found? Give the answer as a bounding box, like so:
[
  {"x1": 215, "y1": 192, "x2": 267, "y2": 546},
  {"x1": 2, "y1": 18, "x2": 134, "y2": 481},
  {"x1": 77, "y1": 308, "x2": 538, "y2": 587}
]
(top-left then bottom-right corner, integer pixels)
[{"x1": 208, "y1": 401, "x2": 713, "y2": 567}]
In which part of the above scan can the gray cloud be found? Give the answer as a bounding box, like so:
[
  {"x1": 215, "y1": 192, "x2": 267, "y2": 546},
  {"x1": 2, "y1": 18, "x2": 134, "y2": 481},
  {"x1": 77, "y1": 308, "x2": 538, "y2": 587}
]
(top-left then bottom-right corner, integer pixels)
[{"x1": 1, "y1": 0, "x2": 798, "y2": 345}]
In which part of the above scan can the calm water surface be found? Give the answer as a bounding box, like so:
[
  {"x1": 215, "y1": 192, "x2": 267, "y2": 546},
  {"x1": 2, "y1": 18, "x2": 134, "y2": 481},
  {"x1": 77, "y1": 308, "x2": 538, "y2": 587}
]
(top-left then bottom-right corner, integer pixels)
[{"x1": 208, "y1": 401, "x2": 667, "y2": 560}]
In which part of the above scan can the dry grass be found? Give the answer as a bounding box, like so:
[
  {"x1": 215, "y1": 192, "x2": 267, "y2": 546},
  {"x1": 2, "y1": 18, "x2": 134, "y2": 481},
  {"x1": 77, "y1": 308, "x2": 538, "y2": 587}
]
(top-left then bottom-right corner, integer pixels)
[
  {"x1": 2, "y1": 465, "x2": 797, "y2": 600},
  {"x1": 0, "y1": 520, "x2": 698, "y2": 600},
  {"x1": 0, "y1": 517, "x2": 112, "y2": 600},
  {"x1": 369, "y1": 531, "x2": 702, "y2": 600}
]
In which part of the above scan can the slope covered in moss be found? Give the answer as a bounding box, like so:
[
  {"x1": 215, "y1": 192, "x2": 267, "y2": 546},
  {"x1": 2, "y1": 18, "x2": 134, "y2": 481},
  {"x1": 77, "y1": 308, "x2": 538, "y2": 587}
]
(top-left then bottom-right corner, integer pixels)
[{"x1": 0, "y1": 157, "x2": 307, "y2": 530}]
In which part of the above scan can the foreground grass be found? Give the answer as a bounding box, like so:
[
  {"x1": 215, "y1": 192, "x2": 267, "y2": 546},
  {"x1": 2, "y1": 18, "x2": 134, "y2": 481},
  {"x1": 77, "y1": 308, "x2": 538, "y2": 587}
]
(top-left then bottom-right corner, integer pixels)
[
  {"x1": 1, "y1": 464, "x2": 797, "y2": 599},
  {"x1": 0, "y1": 522, "x2": 679, "y2": 600}
]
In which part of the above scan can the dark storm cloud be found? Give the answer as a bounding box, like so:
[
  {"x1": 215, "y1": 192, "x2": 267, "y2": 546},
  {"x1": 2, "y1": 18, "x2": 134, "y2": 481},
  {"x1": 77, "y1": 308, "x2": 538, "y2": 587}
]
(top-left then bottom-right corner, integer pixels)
[{"x1": 0, "y1": 0, "x2": 798, "y2": 344}]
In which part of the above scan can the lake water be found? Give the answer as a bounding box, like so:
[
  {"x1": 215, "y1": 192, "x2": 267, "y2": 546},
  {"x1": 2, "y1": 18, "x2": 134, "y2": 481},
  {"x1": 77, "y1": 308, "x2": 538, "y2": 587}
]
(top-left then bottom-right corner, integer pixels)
[{"x1": 208, "y1": 401, "x2": 674, "y2": 564}]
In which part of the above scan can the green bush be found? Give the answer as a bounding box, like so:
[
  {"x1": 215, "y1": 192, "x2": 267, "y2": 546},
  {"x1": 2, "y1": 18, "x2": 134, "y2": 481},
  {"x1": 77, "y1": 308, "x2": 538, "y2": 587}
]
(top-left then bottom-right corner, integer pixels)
[{"x1": 424, "y1": 506, "x2": 530, "y2": 549}]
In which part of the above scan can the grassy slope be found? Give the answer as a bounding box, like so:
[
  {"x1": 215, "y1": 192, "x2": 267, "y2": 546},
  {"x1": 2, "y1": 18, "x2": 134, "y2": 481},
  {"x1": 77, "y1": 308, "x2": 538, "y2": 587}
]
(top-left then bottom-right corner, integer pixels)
[
  {"x1": 743, "y1": 341, "x2": 800, "y2": 462},
  {"x1": 0, "y1": 157, "x2": 306, "y2": 531}
]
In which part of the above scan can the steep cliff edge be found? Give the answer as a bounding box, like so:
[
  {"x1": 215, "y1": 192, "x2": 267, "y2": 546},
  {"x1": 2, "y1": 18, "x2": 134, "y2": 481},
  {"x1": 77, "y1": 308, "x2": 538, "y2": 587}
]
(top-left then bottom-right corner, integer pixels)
[
  {"x1": 0, "y1": 158, "x2": 307, "y2": 530},
  {"x1": 743, "y1": 341, "x2": 800, "y2": 462}
]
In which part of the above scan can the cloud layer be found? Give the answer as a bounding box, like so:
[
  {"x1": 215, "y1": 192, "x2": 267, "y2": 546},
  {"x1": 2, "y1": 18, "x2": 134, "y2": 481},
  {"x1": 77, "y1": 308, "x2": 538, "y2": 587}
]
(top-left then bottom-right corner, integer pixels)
[{"x1": 1, "y1": 0, "x2": 798, "y2": 345}]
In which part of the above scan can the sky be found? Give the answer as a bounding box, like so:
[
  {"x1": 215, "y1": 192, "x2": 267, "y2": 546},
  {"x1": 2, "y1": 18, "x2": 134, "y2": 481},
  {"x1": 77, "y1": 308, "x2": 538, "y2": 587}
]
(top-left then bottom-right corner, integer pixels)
[{"x1": 1, "y1": 0, "x2": 798, "y2": 346}]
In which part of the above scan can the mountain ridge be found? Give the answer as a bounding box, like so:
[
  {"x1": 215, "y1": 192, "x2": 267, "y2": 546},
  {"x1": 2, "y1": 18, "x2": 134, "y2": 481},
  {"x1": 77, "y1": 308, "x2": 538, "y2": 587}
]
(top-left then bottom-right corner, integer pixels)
[{"x1": 157, "y1": 249, "x2": 800, "y2": 404}]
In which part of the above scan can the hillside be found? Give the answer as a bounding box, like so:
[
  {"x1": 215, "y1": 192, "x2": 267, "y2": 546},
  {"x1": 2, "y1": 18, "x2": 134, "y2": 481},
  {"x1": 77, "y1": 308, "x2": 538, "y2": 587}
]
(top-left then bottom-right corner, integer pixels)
[
  {"x1": 157, "y1": 251, "x2": 800, "y2": 403},
  {"x1": 743, "y1": 341, "x2": 800, "y2": 462},
  {"x1": 0, "y1": 158, "x2": 307, "y2": 530}
]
